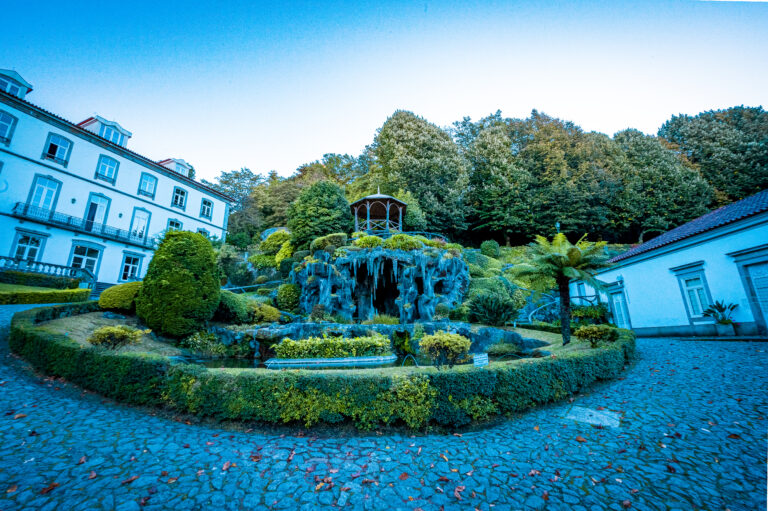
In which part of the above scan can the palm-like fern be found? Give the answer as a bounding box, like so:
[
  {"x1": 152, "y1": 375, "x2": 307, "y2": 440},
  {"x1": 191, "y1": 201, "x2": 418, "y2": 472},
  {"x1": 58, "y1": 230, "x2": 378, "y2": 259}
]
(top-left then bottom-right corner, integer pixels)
[{"x1": 513, "y1": 233, "x2": 611, "y2": 345}]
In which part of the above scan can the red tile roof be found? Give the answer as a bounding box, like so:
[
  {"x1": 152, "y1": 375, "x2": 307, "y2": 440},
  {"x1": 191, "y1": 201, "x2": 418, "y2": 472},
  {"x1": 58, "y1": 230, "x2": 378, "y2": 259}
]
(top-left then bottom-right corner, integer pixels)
[{"x1": 610, "y1": 189, "x2": 768, "y2": 263}]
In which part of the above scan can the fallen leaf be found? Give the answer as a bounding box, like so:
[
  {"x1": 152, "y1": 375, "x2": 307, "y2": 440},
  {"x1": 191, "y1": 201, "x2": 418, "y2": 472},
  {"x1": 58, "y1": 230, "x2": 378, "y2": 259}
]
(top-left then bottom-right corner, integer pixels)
[
  {"x1": 441, "y1": 454, "x2": 449, "y2": 462},
  {"x1": 77, "y1": 456, "x2": 86, "y2": 465},
  {"x1": 122, "y1": 475, "x2": 139, "y2": 485},
  {"x1": 340, "y1": 486, "x2": 351, "y2": 491},
  {"x1": 399, "y1": 473, "x2": 409, "y2": 480},
  {"x1": 576, "y1": 436, "x2": 587, "y2": 443},
  {"x1": 438, "y1": 476, "x2": 450, "y2": 482},
  {"x1": 534, "y1": 425, "x2": 540, "y2": 431},
  {"x1": 167, "y1": 477, "x2": 178, "y2": 484},
  {"x1": 622, "y1": 500, "x2": 632, "y2": 508},
  {"x1": 727, "y1": 434, "x2": 742, "y2": 439},
  {"x1": 315, "y1": 482, "x2": 324, "y2": 491},
  {"x1": 88, "y1": 471, "x2": 97, "y2": 480},
  {"x1": 40, "y1": 483, "x2": 59, "y2": 494},
  {"x1": 453, "y1": 485, "x2": 466, "y2": 500},
  {"x1": 6, "y1": 485, "x2": 17, "y2": 493},
  {"x1": 543, "y1": 491, "x2": 549, "y2": 501},
  {"x1": 666, "y1": 464, "x2": 676, "y2": 473},
  {"x1": 250, "y1": 454, "x2": 262, "y2": 462},
  {"x1": 139, "y1": 496, "x2": 150, "y2": 506},
  {"x1": 222, "y1": 461, "x2": 231, "y2": 471},
  {"x1": 361, "y1": 479, "x2": 376, "y2": 485},
  {"x1": 329, "y1": 468, "x2": 339, "y2": 474},
  {"x1": 452, "y1": 433, "x2": 462, "y2": 437},
  {"x1": 13, "y1": 414, "x2": 26, "y2": 420},
  {"x1": 529, "y1": 469, "x2": 540, "y2": 476}
]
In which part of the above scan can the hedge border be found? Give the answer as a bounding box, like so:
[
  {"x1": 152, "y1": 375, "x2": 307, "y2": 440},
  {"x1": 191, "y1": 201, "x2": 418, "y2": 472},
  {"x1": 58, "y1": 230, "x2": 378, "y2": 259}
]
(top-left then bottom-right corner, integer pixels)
[
  {"x1": 0, "y1": 287, "x2": 91, "y2": 305},
  {"x1": 10, "y1": 303, "x2": 636, "y2": 430},
  {"x1": 0, "y1": 270, "x2": 80, "y2": 289}
]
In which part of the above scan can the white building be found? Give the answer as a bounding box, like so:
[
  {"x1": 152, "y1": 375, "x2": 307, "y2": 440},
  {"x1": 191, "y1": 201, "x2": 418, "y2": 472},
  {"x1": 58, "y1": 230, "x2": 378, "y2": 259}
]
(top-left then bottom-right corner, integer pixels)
[
  {"x1": 572, "y1": 190, "x2": 768, "y2": 337},
  {"x1": 0, "y1": 69, "x2": 233, "y2": 290}
]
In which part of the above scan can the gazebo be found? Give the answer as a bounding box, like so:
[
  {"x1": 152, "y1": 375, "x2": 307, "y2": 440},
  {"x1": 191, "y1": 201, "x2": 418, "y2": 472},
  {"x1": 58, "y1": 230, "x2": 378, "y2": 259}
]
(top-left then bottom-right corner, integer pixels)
[{"x1": 350, "y1": 189, "x2": 407, "y2": 233}]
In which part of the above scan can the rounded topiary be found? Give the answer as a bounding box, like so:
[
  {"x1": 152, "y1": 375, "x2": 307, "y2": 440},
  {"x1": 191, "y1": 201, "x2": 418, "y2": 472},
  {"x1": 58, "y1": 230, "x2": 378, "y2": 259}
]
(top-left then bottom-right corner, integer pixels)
[
  {"x1": 480, "y1": 240, "x2": 501, "y2": 258},
  {"x1": 468, "y1": 292, "x2": 518, "y2": 326},
  {"x1": 249, "y1": 301, "x2": 281, "y2": 323},
  {"x1": 276, "y1": 283, "x2": 300, "y2": 312},
  {"x1": 419, "y1": 331, "x2": 471, "y2": 370},
  {"x1": 255, "y1": 275, "x2": 269, "y2": 284},
  {"x1": 275, "y1": 241, "x2": 294, "y2": 265},
  {"x1": 98, "y1": 281, "x2": 143, "y2": 313},
  {"x1": 293, "y1": 250, "x2": 311, "y2": 260},
  {"x1": 214, "y1": 290, "x2": 250, "y2": 324},
  {"x1": 310, "y1": 233, "x2": 348, "y2": 253},
  {"x1": 354, "y1": 235, "x2": 383, "y2": 248},
  {"x1": 259, "y1": 231, "x2": 291, "y2": 255},
  {"x1": 382, "y1": 234, "x2": 424, "y2": 251},
  {"x1": 136, "y1": 231, "x2": 221, "y2": 337}
]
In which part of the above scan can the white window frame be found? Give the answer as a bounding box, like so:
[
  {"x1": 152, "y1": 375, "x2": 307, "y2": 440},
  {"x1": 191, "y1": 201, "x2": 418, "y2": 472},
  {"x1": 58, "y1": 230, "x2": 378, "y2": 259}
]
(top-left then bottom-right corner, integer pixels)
[
  {"x1": 138, "y1": 172, "x2": 157, "y2": 199},
  {"x1": 69, "y1": 243, "x2": 103, "y2": 275},
  {"x1": 119, "y1": 252, "x2": 144, "y2": 282},
  {"x1": 171, "y1": 186, "x2": 187, "y2": 210},
  {"x1": 130, "y1": 208, "x2": 151, "y2": 240},
  {"x1": 94, "y1": 155, "x2": 119, "y2": 184},
  {"x1": 167, "y1": 218, "x2": 183, "y2": 231},
  {"x1": 0, "y1": 110, "x2": 18, "y2": 145},
  {"x1": 671, "y1": 261, "x2": 713, "y2": 323},
  {"x1": 42, "y1": 133, "x2": 73, "y2": 166},
  {"x1": 200, "y1": 198, "x2": 213, "y2": 219},
  {"x1": 0, "y1": 77, "x2": 21, "y2": 97},
  {"x1": 197, "y1": 228, "x2": 209, "y2": 238},
  {"x1": 27, "y1": 174, "x2": 62, "y2": 212},
  {"x1": 11, "y1": 230, "x2": 47, "y2": 262},
  {"x1": 99, "y1": 124, "x2": 124, "y2": 146}
]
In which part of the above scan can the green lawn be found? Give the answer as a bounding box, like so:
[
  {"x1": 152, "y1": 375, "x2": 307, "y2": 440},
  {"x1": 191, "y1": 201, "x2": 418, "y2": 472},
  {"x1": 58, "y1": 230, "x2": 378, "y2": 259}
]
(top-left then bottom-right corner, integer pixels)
[{"x1": 0, "y1": 283, "x2": 57, "y2": 293}]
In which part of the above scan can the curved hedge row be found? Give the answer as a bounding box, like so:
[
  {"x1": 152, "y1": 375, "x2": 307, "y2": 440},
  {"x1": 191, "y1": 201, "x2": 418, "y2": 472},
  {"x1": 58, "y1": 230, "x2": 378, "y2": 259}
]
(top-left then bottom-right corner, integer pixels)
[
  {"x1": 0, "y1": 287, "x2": 91, "y2": 305},
  {"x1": 10, "y1": 303, "x2": 635, "y2": 430}
]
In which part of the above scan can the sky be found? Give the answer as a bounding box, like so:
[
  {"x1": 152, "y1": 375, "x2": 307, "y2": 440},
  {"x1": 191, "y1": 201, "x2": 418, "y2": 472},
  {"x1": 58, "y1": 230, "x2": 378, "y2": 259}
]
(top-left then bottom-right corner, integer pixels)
[{"x1": 2, "y1": 0, "x2": 766, "y2": 182}]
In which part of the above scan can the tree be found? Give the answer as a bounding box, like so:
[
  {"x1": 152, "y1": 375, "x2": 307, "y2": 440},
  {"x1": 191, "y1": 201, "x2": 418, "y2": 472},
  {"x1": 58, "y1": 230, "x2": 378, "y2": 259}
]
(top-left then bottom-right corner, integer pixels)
[
  {"x1": 658, "y1": 106, "x2": 768, "y2": 203},
  {"x1": 287, "y1": 181, "x2": 353, "y2": 249},
  {"x1": 512, "y1": 233, "x2": 610, "y2": 345},
  {"x1": 202, "y1": 167, "x2": 264, "y2": 211}
]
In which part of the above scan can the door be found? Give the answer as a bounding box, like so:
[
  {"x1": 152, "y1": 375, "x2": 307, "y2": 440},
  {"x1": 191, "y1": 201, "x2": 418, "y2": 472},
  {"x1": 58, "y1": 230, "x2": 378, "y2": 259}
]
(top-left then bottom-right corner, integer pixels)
[
  {"x1": 130, "y1": 209, "x2": 150, "y2": 241},
  {"x1": 748, "y1": 262, "x2": 768, "y2": 329},
  {"x1": 29, "y1": 177, "x2": 59, "y2": 212},
  {"x1": 84, "y1": 196, "x2": 108, "y2": 232},
  {"x1": 611, "y1": 291, "x2": 631, "y2": 329}
]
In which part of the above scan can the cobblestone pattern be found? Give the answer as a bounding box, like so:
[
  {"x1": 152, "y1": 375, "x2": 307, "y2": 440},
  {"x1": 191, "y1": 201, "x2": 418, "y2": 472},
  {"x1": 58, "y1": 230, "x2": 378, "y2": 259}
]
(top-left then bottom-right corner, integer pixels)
[{"x1": 0, "y1": 304, "x2": 766, "y2": 510}]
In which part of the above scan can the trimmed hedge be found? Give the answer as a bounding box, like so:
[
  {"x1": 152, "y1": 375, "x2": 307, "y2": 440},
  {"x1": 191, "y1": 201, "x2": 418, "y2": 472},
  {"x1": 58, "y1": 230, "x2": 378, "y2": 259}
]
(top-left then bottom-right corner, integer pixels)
[
  {"x1": 10, "y1": 303, "x2": 636, "y2": 430},
  {"x1": 274, "y1": 334, "x2": 391, "y2": 359},
  {"x1": 0, "y1": 270, "x2": 80, "y2": 289},
  {"x1": 98, "y1": 282, "x2": 142, "y2": 312},
  {"x1": 0, "y1": 287, "x2": 91, "y2": 305}
]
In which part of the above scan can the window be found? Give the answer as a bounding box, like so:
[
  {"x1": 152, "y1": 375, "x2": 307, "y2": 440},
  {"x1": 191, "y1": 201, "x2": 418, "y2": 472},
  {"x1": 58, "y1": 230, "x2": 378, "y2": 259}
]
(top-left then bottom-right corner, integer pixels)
[
  {"x1": 176, "y1": 163, "x2": 187, "y2": 174},
  {"x1": 13, "y1": 233, "x2": 43, "y2": 261},
  {"x1": 0, "y1": 111, "x2": 18, "y2": 144},
  {"x1": 95, "y1": 155, "x2": 119, "y2": 184},
  {"x1": 42, "y1": 133, "x2": 72, "y2": 166},
  {"x1": 71, "y1": 245, "x2": 101, "y2": 273},
  {"x1": 167, "y1": 218, "x2": 182, "y2": 231},
  {"x1": 28, "y1": 175, "x2": 60, "y2": 211},
  {"x1": 138, "y1": 173, "x2": 157, "y2": 199},
  {"x1": 130, "y1": 209, "x2": 151, "y2": 240},
  {"x1": 200, "y1": 199, "x2": 213, "y2": 219},
  {"x1": 197, "y1": 228, "x2": 209, "y2": 238},
  {"x1": 120, "y1": 254, "x2": 142, "y2": 281},
  {"x1": 99, "y1": 125, "x2": 124, "y2": 146},
  {"x1": 683, "y1": 276, "x2": 709, "y2": 317},
  {"x1": 0, "y1": 77, "x2": 21, "y2": 97},
  {"x1": 171, "y1": 187, "x2": 187, "y2": 209}
]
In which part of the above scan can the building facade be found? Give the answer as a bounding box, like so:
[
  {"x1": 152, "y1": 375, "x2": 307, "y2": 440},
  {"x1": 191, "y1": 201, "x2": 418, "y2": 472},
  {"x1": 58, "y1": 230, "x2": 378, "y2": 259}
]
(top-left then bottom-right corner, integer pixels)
[
  {"x1": 0, "y1": 69, "x2": 232, "y2": 288},
  {"x1": 571, "y1": 190, "x2": 768, "y2": 337}
]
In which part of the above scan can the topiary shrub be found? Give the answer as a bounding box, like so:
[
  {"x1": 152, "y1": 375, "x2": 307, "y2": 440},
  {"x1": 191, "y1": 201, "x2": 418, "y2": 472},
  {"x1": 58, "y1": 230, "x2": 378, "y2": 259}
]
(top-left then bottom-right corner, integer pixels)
[
  {"x1": 88, "y1": 325, "x2": 147, "y2": 349},
  {"x1": 382, "y1": 234, "x2": 424, "y2": 251},
  {"x1": 310, "y1": 233, "x2": 348, "y2": 253},
  {"x1": 309, "y1": 304, "x2": 331, "y2": 322},
  {"x1": 287, "y1": 182, "x2": 353, "y2": 250},
  {"x1": 448, "y1": 303, "x2": 469, "y2": 321},
  {"x1": 276, "y1": 283, "x2": 300, "y2": 312},
  {"x1": 468, "y1": 292, "x2": 518, "y2": 326},
  {"x1": 214, "y1": 290, "x2": 251, "y2": 324},
  {"x1": 249, "y1": 301, "x2": 281, "y2": 323},
  {"x1": 468, "y1": 263, "x2": 492, "y2": 278},
  {"x1": 575, "y1": 324, "x2": 620, "y2": 348},
  {"x1": 249, "y1": 254, "x2": 277, "y2": 270},
  {"x1": 274, "y1": 334, "x2": 391, "y2": 359},
  {"x1": 255, "y1": 275, "x2": 269, "y2": 284},
  {"x1": 0, "y1": 270, "x2": 80, "y2": 289},
  {"x1": 420, "y1": 331, "x2": 471, "y2": 370},
  {"x1": 98, "y1": 281, "x2": 142, "y2": 313},
  {"x1": 256, "y1": 287, "x2": 274, "y2": 296},
  {"x1": 259, "y1": 231, "x2": 292, "y2": 255},
  {"x1": 293, "y1": 250, "x2": 311, "y2": 260},
  {"x1": 480, "y1": 240, "x2": 501, "y2": 258},
  {"x1": 354, "y1": 235, "x2": 383, "y2": 248},
  {"x1": 136, "y1": 231, "x2": 221, "y2": 338},
  {"x1": 323, "y1": 245, "x2": 337, "y2": 256}
]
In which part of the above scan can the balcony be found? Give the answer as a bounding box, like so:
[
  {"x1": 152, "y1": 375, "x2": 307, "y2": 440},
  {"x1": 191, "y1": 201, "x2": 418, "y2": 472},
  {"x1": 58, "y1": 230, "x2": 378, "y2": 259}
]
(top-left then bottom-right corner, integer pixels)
[{"x1": 12, "y1": 202, "x2": 154, "y2": 249}]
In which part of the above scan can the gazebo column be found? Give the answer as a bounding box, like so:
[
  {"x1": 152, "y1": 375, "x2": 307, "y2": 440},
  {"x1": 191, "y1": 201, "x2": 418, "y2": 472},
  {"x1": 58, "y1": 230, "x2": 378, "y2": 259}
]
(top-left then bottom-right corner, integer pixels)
[
  {"x1": 366, "y1": 203, "x2": 371, "y2": 231},
  {"x1": 385, "y1": 202, "x2": 391, "y2": 232},
  {"x1": 354, "y1": 206, "x2": 359, "y2": 231},
  {"x1": 398, "y1": 206, "x2": 403, "y2": 231}
]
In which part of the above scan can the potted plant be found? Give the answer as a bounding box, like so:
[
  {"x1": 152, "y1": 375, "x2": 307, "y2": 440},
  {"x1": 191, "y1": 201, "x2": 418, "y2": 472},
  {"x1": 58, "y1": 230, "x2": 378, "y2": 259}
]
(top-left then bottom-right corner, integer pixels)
[{"x1": 703, "y1": 301, "x2": 738, "y2": 337}]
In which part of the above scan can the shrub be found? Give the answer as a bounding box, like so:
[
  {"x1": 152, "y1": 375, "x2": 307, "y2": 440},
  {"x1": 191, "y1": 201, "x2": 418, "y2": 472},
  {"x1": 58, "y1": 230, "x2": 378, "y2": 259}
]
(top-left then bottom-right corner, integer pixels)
[
  {"x1": 249, "y1": 254, "x2": 277, "y2": 270},
  {"x1": 468, "y1": 263, "x2": 492, "y2": 278},
  {"x1": 88, "y1": 325, "x2": 146, "y2": 349},
  {"x1": 293, "y1": 250, "x2": 311, "y2": 260},
  {"x1": 419, "y1": 331, "x2": 471, "y2": 370},
  {"x1": 179, "y1": 331, "x2": 227, "y2": 357},
  {"x1": 278, "y1": 258, "x2": 296, "y2": 279},
  {"x1": 0, "y1": 270, "x2": 80, "y2": 289},
  {"x1": 276, "y1": 283, "x2": 300, "y2": 312},
  {"x1": 259, "y1": 231, "x2": 292, "y2": 255},
  {"x1": 0, "y1": 287, "x2": 91, "y2": 305},
  {"x1": 382, "y1": 234, "x2": 423, "y2": 251},
  {"x1": 274, "y1": 334, "x2": 391, "y2": 359},
  {"x1": 255, "y1": 275, "x2": 269, "y2": 284},
  {"x1": 468, "y1": 292, "x2": 518, "y2": 326},
  {"x1": 309, "y1": 304, "x2": 331, "y2": 322},
  {"x1": 425, "y1": 237, "x2": 447, "y2": 249},
  {"x1": 287, "y1": 182, "x2": 353, "y2": 250},
  {"x1": 466, "y1": 277, "x2": 509, "y2": 300},
  {"x1": 135, "y1": 231, "x2": 221, "y2": 338},
  {"x1": 323, "y1": 244, "x2": 337, "y2": 256},
  {"x1": 354, "y1": 235, "x2": 383, "y2": 248},
  {"x1": 249, "y1": 301, "x2": 281, "y2": 323},
  {"x1": 448, "y1": 303, "x2": 469, "y2": 321},
  {"x1": 274, "y1": 241, "x2": 294, "y2": 266},
  {"x1": 310, "y1": 233, "x2": 349, "y2": 253},
  {"x1": 575, "y1": 324, "x2": 620, "y2": 348},
  {"x1": 361, "y1": 314, "x2": 400, "y2": 325},
  {"x1": 486, "y1": 343, "x2": 521, "y2": 357},
  {"x1": 214, "y1": 291, "x2": 250, "y2": 324},
  {"x1": 256, "y1": 287, "x2": 274, "y2": 296},
  {"x1": 572, "y1": 303, "x2": 609, "y2": 324},
  {"x1": 98, "y1": 282, "x2": 142, "y2": 312},
  {"x1": 480, "y1": 240, "x2": 501, "y2": 258}
]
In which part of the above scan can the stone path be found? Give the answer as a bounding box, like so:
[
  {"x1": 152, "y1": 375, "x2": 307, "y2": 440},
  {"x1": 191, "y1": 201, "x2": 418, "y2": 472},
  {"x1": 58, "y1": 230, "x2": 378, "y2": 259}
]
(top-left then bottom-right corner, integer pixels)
[{"x1": 0, "y1": 304, "x2": 766, "y2": 510}]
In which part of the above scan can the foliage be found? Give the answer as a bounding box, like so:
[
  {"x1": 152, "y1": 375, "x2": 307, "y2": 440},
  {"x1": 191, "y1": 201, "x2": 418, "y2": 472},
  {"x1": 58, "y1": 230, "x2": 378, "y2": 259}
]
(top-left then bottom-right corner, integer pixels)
[
  {"x1": 276, "y1": 283, "x2": 300, "y2": 312},
  {"x1": 571, "y1": 303, "x2": 609, "y2": 324},
  {"x1": 512, "y1": 233, "x2": 610, "y2": 345},
  {"x1": 98, "y1": 282, "x2": 143, "y2": 313},
  {"x1": 248, "y1": 254, "x2": 277, "y2": 270},
  {"x1": 354, "y1": 235, "x2": 384, "y2": 248},
  {"x1": 278, "y1": 258, "x2": 295, "y2": 279},
  {"x1": 287, "y1": 181, "x2": 353, "y2": 250},
  {"x1": 486, "y1": 343, "x2": 521, "y2": 357},
  {"x1": 419, "y1": 331, "x2": 471, "y2": 370},
  {"x1": 260, "y1": 230, "x2": 292, "y2": 255},
  {"x1": 0, "y1": 270, "x2": 80, "y2": 289},
  {"x1": 309, "y1": 304, "x2": 331, "y2": 322},
  {"x1": 88, "y1": 325, "x2": 147, "y2": 349},
  {"x1": 468, "y1": 263, "x2": 493, "y2": 278},
  {"x1": 361, "y1": 314, "x2": 400, "y2": 325},
  {"x1": 480, "y1": 240, "x2": 501, "y2": 258},
  {"x1": 468, "y1": 292, "x2": 519, "y2": 326},
  {"x1": 310, "y1": 233, "x2": 348, "y2": 252},
  {"x1": 274, "y1": 334, "x2": 391, "y2": 359},
  {"x1": 213, "y1": 291, "x2": 251, "y2": 324},
  {"x1": 0, "y1": 286, "x2": 91, "y2": 305},
  {"x1": 136, "y1": 231, "x2": 221, "y2": 338},
  {"x1": 226, "y1": 232, "x2": 252, "y2": 250},
  {"x1": 574, "y1": 324, "x2": 620, "y2": 348},
  {"x1": 294, "y1": 250, "x2": 311, "y2": 260},
  {"x1": 217, "y1": 244, "x2": 254, "y2": 287},
  {"x1": 249, "y1": 301, "x2": 281, "y2": 323},
  {"x1": 274, "y1": 241, "x2": 294, "y2": 266},
  {"x1": 382, "y1": 233, "x2": 424, "y2": 251},
  {"x1": 179, "y1": 331, "x2": 227, "y2": 357},
  {"x1": 448, "y1": 303, "x2": 469, "y2": 321},
  {"x1": 702, "y1": 300, "x2": 739, "y2": 325}
]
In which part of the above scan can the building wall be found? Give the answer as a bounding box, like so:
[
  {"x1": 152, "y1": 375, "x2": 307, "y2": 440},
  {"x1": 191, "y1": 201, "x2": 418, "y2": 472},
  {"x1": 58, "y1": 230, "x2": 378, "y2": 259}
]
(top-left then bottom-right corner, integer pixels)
[
  {"x1": 571, "y1": 215, "x2": 768, "y2": 337},
  {"x1": 0, "y1": 93, "x2": 229, "y2": 285}
]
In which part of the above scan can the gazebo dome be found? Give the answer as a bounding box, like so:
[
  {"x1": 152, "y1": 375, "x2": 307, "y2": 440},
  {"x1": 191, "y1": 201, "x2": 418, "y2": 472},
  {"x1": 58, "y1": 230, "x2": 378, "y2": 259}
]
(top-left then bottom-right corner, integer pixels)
[{"x1": 350, "y1": 189, "x2": 408, "y2": 233}]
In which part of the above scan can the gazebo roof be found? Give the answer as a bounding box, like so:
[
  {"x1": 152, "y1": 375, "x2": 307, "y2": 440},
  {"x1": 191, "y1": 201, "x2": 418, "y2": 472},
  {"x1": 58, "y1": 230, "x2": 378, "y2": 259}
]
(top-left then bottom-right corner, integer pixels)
[{"x1": 350, "y1": 191, "x2": 407, "y2": 207}]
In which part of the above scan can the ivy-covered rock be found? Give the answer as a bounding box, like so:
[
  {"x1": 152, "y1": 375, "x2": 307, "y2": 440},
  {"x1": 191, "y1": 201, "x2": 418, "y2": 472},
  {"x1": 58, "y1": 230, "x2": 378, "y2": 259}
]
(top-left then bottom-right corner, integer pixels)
[
  {"x1": 136, "y1": 231, "x2": 221, "y2": 337},
  {"x1": 98, "y1": 281, "x2": 142, "y2": 313}
]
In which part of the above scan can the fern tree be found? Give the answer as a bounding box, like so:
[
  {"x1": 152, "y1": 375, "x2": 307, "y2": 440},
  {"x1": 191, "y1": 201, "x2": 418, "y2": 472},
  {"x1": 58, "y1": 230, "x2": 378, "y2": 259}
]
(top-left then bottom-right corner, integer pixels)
[{"x1": 513, "y1": 233, "x2": 611, "y2": 345}]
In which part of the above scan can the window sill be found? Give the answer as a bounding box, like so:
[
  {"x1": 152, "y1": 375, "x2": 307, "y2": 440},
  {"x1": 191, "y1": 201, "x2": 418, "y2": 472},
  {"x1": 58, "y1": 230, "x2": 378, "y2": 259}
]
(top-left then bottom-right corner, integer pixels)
[
  {"x1": 137, "y1": 190, "x2": 155, "y2": 199},
  {"x1": 94, "y1": 174, "x2": 116, "y2": 185},
  {"x1": 171, "y1": 204, "x2": 186, "y2": 211},
  {"x1": 42, "y1": 154, "x2": 68, "y2": 167}
]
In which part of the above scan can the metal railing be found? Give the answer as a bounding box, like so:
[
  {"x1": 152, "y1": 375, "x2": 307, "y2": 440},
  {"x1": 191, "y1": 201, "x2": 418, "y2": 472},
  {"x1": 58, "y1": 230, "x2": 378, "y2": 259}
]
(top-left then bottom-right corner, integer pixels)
[
  {"x1": 12, "y1": 202, "x2": 154, "y2": 249},
  {"x1": 357, "y1": 230, "x2": 448, "y2": 241},
  {"x1": 0, "y1": 255, "x2": 95, "y2": 286}
]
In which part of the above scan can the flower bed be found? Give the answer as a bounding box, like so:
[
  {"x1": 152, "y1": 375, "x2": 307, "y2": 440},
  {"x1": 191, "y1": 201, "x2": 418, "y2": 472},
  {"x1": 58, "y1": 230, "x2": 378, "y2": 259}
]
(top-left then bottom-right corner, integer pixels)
[{"x1": 10, "y1": 303, "x2": 635, "y2": 430}]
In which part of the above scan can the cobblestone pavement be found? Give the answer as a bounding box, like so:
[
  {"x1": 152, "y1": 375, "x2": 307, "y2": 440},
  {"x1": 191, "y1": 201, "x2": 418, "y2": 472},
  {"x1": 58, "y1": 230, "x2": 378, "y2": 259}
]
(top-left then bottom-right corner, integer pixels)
[{"x1": 0, "y1": 304, "x2": 766, "y2": 510}]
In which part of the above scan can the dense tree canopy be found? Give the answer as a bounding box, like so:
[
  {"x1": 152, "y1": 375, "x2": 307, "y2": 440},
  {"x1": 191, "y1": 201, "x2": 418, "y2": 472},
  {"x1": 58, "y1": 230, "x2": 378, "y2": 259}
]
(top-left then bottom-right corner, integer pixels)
[{"x1": 286, "y1": 181, "x2": 353, "y2": 249}]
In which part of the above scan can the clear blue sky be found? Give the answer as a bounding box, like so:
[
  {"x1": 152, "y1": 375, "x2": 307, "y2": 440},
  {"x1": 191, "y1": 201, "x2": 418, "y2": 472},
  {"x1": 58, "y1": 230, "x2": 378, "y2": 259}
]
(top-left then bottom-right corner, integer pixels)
[{"x1": 2, "y1": 0, "x2": 766, "y2": 181}]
